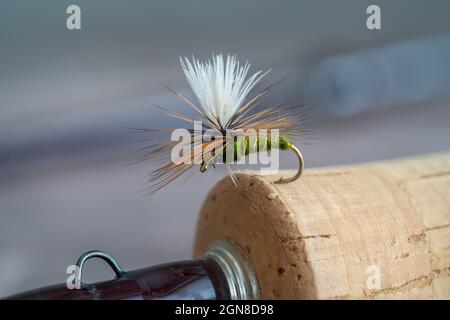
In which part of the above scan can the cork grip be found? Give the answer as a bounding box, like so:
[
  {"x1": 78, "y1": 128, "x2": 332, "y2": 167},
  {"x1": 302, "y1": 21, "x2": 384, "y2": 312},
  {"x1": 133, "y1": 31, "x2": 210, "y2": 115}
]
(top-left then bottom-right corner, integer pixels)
[{"x1": 193, "y1": 153, "x2": 450, "y2": 299}]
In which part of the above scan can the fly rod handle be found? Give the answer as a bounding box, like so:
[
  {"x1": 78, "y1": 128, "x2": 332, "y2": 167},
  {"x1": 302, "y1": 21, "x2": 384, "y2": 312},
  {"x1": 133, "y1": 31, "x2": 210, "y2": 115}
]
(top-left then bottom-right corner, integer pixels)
[{"x1": 193, "y1": 153, "x2": 450, "y2": 299}]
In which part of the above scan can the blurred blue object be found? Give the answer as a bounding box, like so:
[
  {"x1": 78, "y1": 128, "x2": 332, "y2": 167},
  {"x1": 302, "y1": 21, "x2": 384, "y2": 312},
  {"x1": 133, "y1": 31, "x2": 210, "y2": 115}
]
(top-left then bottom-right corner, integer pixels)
[{"x1": 305, "y1": 34, "x2": 450, "y2": 115}]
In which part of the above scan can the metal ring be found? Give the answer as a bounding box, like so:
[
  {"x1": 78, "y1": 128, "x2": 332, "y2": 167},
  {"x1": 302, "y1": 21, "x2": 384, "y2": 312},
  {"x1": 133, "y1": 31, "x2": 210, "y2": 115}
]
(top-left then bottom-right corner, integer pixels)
[
  {"x1": 203, "y1": 239, "x2": 260, "y2": 300},
  {"x1": 75, "y1": 250, "x2": 124, "y2": 285}
]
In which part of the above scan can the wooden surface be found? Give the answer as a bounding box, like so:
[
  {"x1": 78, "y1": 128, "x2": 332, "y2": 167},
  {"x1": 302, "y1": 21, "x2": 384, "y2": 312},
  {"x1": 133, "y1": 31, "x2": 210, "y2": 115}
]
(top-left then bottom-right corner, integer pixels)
[{"x1": 193, "y1": 153, "x2": 450, "y2": 299}]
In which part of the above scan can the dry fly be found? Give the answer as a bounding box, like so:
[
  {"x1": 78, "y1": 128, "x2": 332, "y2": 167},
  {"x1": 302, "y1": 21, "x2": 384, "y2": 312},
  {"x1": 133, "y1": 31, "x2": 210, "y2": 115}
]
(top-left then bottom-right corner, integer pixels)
[{"x1": 133, "y1": 54, "x2": 310, "y2": 193}]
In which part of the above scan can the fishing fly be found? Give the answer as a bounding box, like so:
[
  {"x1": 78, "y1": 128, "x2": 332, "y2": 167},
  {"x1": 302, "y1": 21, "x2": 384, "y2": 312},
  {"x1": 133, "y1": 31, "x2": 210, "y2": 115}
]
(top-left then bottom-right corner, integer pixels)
[{"x1": 135, "y1": 54, "x2": 309, "y2": 193}]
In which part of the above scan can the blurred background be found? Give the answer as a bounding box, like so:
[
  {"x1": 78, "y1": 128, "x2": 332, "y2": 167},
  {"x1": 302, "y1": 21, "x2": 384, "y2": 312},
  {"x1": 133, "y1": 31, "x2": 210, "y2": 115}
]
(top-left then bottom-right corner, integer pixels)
[{"x1": 1, "y1": 0, "x2": 450, "y2": 297}]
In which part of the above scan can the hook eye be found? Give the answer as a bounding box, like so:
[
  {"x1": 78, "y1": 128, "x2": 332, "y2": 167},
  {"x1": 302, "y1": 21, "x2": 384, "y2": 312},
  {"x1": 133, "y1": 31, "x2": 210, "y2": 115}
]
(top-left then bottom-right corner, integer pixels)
[{"x1": 75, "y1": 250, "x2": 124, "y2": 285}]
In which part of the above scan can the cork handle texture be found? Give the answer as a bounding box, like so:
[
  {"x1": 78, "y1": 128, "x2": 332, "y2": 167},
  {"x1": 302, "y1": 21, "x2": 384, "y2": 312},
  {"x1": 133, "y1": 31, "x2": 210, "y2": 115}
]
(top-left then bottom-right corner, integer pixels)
[{"x1": 193, "y1": 153, "x2": 450, "y2": 299}]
